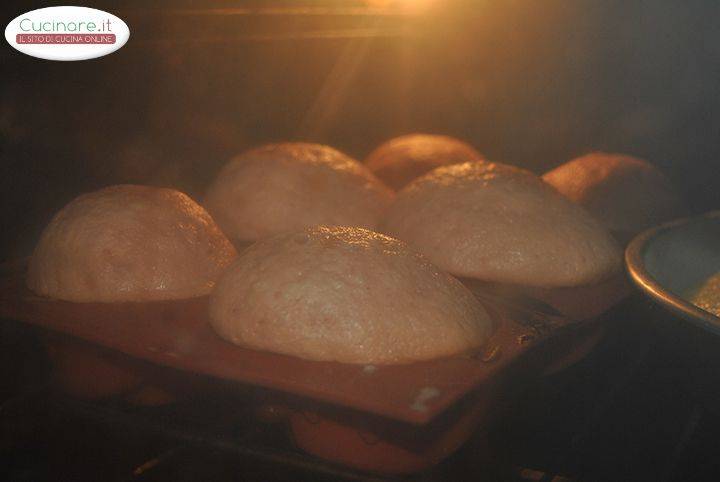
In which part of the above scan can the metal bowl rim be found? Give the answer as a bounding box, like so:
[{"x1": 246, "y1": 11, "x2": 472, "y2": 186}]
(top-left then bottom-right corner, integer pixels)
[{"x1": 625, "y1": 210, "x2": 720, "y2": 335}]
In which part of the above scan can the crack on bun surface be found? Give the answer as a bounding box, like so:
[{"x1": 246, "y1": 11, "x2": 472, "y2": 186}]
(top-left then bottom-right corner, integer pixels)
[{"x1": 209, "y1": 226, "x2": 492, "y2": 364}]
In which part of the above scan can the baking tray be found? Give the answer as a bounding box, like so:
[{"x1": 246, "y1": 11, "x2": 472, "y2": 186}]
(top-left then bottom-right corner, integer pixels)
[{"x1": 0, "y1": 260, "x2": 590, "y2": 425}]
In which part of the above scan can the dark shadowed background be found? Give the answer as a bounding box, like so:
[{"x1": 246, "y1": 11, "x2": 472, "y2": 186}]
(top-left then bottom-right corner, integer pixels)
[{"x1": 2, "y1": 0, "x2": 719, "y2": 261}]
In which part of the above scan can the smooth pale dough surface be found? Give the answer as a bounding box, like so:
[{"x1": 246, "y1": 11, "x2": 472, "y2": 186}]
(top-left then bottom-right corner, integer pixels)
[
  {"x1": 382, "y1": 162, "x2": 621, "y2": 288},
  {"x1": 365, "y1": 134, "x2": 484, "y2": 190},
  {"x1": 28, "y1": 185, "x2": 237, "y2": 302},
  {"x1": 543, "y1": 152, "x2": 685, "y2": 236},
  {"x1": 209, "y1": 226, "x2": 492, "y2": 364},
  {"x1": 204, "y1": 143, "x2": 394, "y2": 243}
]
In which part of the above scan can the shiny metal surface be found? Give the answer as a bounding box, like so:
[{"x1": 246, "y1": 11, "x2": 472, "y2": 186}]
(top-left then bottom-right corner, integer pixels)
[{"x1": 626, "y1": 211, "x2": 720, "y2": 334}]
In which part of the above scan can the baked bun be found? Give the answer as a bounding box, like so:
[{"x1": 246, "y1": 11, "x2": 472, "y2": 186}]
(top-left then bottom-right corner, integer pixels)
[
  {"x1": 209, "y1": 226, "x2": 491, "y2": 364},
  {"x1": 543, "y1": 152, "x2": 685, "y2": 240},
  {"x1": 365, "y1": 134, "x2": 484, "y2": 190},
  {"x1": 382, "y1": 161, "x2": 621, "y2": 288},
  {"x1": 204, "y1": 143, "x2": 393, "y2": 243},
  {"x1": 28, "y1": 185, "x2": 237, "y2": 302}
]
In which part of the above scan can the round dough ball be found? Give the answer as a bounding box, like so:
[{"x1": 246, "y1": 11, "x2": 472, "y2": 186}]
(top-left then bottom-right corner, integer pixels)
[
  {"x1": 543, "y1": 152, "x2": 686, "y2": 238},
  {"x1": 28, "y1": 185, "x2": 237, "y2": 302},
  {"x1": 365, "y1": 134, "x2": 484, "y2": 190},
  {"x1": 209, "y1": 226, "x2": 492, "y2": 364},
  {"x1": 204, "y1": 143, "x2": 393, "y2": 243},
  {"x1": 382, "y1": 162, "x2": 621, "y2": 288}
]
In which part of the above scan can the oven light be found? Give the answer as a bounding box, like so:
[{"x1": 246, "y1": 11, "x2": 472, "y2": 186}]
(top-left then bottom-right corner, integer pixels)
[{"x1": 365, "y1": 0, "x2": 435, "y2": 14}]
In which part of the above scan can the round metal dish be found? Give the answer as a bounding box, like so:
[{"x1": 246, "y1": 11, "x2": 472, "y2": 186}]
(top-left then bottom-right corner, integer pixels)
[{"x1": 626, "y1": 210, "x2": 720, "y2": 333}]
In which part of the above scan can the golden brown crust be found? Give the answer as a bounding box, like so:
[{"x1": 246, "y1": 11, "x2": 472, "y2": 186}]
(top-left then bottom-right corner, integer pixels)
[
  {"x1": 209, "y1": 226, "x2": 492, "y2": 364},
  {"x1": 27, "y1": 185, "x2": 237, "y2": 302},
  {"x1": 365, "y1": 134, "x2": 484, "y2": 190},
  {"x1": 382, "y1": 161, "x2": 622, "y2": 288},
  {"x1": 543, "y1": 152, "x2": 686, "y2": 236},
  {"x1": 204, "y1": 143, "x2": 394, "y2": 243}
]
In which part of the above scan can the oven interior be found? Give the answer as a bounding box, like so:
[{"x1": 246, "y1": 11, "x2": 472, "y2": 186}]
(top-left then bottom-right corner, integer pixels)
[{"x1": 2, "y1": 1, "x2": 720, "y2": 481}]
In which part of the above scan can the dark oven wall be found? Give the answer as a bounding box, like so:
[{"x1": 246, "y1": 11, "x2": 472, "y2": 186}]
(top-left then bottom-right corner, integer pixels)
[{"x1": 2, "y1": 0, "x2": 719, "y2": 261}]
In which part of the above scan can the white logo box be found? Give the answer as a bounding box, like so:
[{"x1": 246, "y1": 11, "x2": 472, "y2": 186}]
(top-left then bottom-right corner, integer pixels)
[{"x1": 5, "y1": 6, "x2": 130, "y2": 61}]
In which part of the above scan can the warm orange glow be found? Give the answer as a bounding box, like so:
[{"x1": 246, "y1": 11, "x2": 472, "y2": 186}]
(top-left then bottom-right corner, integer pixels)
[{"x1": 365, "y1": 0, "x2": 436, "y2": 14}]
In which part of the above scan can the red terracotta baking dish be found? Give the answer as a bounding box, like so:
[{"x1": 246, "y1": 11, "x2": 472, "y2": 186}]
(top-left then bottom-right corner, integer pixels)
[{"x1": 0, "y1": 259, "x2": 610, "y2": 472}]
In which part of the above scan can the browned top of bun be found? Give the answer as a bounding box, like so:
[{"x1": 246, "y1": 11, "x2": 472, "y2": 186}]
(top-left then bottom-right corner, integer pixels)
[
  {"x1": 543, "y1": 152, "x2": 685, "y2": 237},
  {"x1": 28, "y1": 185, "x2": 237, "y2": 302},
  {"x1": 209, "y1": 226, "x2": 492, "y2": 364},
  {"x1": 382, "y1": 162, "x2": 621, "y2": 288},
  {"x1": 365, "y1": 134, "x2": 484, "y2": 190},
  {"x1": 204, "y1": 143, "x2": 393, "y2": 243}
]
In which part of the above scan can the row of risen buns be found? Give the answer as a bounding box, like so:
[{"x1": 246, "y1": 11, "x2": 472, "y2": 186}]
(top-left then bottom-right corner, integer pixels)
[{"x1": 27, "y1": 136, "x2": 684, "y2": 364}]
